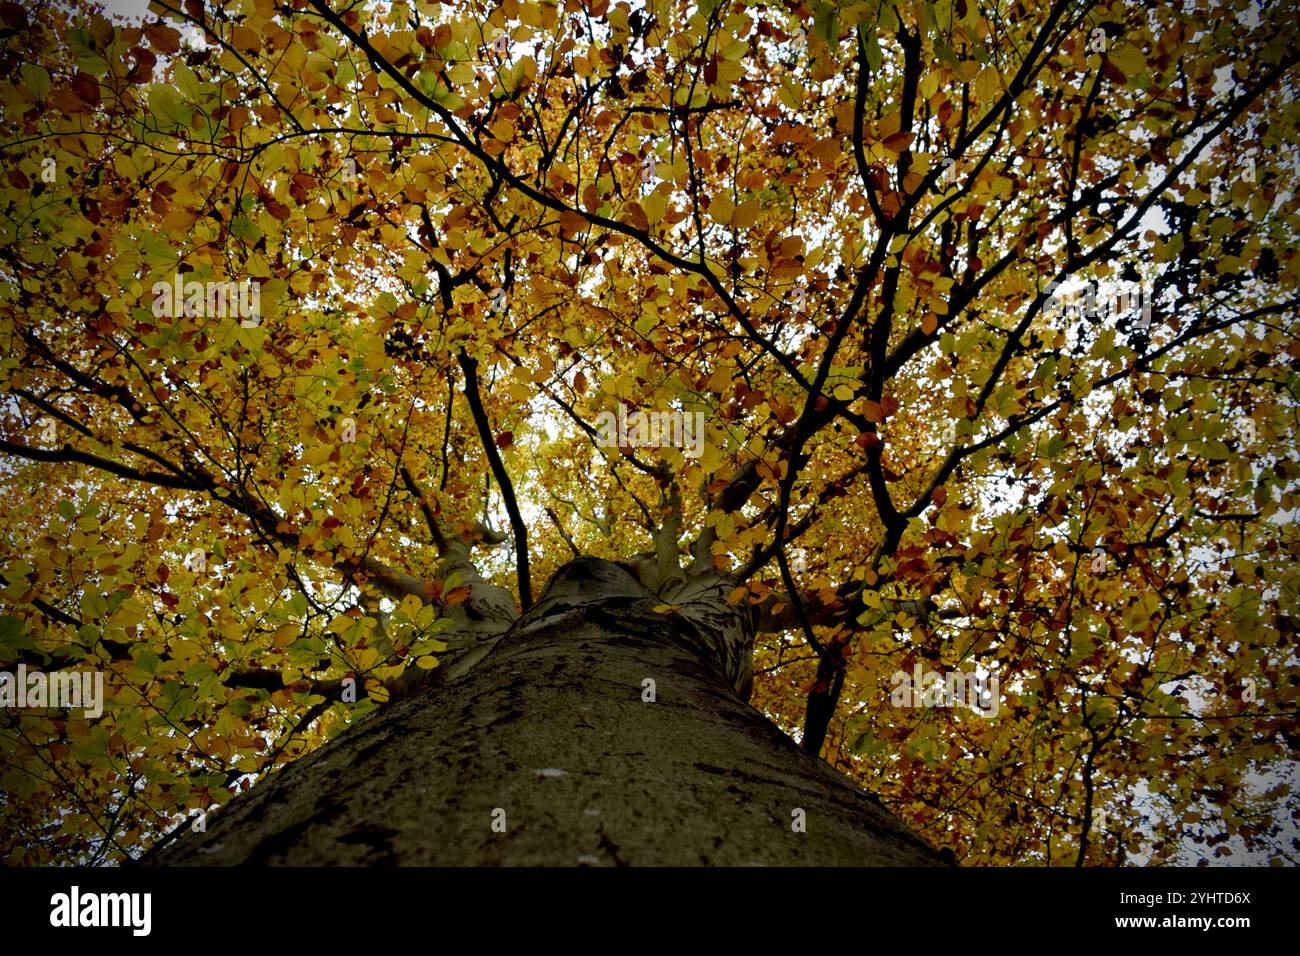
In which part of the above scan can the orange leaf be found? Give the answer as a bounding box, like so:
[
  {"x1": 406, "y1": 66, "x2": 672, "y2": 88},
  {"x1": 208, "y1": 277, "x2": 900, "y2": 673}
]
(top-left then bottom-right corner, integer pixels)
[{"x1": 444, "y1": 586, "x2": 473, "y2": 606}]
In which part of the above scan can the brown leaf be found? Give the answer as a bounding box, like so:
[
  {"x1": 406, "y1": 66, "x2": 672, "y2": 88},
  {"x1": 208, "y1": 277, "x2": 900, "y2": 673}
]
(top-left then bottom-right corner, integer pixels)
[
  {"x1": 49, "y1": 88, "x2": 90, "y2": 114},
  {"x1": 231, "y1": 24, "x2": 259, "y2": 53},
  {"x1": 883, "y1": 131, "x2": 915, "y2": 153},
  {"x1": 289, "y1": 173, "x2": 313, "y2": 204},
  {"x1": 145, "y1": 23, "x2": 182, "y2": 54},
  {"x1": 622, "y1": 201, "x2": 649, "y2": 232},
  {"x1": 71, "y1": 72, "x2": 100, "y2": 106},
  {"x1": 559, "y1": 209, "x2": 588, "y2": 234},
  {"x1": 0, "y1": 2, "x2": 27, "y2": 30},
  {"x1": 125, "y1": 47, "x2": 157, "y2": 84}
]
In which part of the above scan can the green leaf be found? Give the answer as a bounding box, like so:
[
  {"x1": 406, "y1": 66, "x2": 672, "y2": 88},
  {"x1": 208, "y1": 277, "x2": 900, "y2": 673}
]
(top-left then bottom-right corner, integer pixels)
[
  {"x1": 148, "y1": 86, "x2": 188, "y2": 128},
  {"x1": 0, "y1": 615, "x2": 33, "y2": 651},
  {"x1": 1201, "y1": 440, "x2": 1232, "y2": 461},
  {"x1": 863, "y1": 29, "x2": 882, "y2": 74},
  {"x1": 173, "y1": 62, "x2": 202, "y2": 102},
  {"x1": 79, "y1": 592, "x2": 108, "y2": 621},
  {"x1": 67, "y1": 28, "x2": 110, "y2": 75},
  {"x1": 20, "y1": 64, "x2": 51, "y2": 101},
  {"x1": 183, "y1": 661, "x2": 216, "y2": 685},
  {"x1": 935, "y1": 35, "x2": 960, "y2": 70},
  {"x1": 814, "y1": 1, "x2": 839, "y2": 46},
  {"x1": 134, "y1": 648, "x2": 162, "y2": 676},
  {"x1": 140, "y1": 233, "x2": 177, "y2": 268},
  {"x1": 230, "y1": 216, "x2": 262, "y2": 243}
]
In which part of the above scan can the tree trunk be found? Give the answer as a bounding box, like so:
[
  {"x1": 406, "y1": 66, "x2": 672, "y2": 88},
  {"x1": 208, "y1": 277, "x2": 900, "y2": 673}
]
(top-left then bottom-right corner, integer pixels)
[{"x1": 154, "y1": 558, "x2": 942, "y2": 865}]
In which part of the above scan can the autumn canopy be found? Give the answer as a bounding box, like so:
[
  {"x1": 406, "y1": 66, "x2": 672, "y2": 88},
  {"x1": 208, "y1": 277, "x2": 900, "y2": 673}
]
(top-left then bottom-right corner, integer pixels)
[{"x1": 0, "y1": 0, "x2": 1297, "y2": 865}]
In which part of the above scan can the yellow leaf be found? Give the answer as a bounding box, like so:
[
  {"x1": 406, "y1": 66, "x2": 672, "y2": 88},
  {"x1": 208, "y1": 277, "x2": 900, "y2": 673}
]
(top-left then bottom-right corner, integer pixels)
[
  {"x1": 301, "y1": 444, "x2": 332, "y2": 466},
  {"x1": 642, "y1": 189, "x2": 668, "y2": 225},
  {"x1": 732, "y1": 200, "x2": 761, "y2": 230},
  {"x1": 1109, "y1": 43, "x2": 1146, "y2": 77}
]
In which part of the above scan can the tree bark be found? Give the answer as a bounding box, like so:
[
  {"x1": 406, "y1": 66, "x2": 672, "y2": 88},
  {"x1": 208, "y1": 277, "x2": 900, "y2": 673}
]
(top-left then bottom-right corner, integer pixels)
[{"x1": 153, "y1": 558, "x2": 943, "y2": 866}]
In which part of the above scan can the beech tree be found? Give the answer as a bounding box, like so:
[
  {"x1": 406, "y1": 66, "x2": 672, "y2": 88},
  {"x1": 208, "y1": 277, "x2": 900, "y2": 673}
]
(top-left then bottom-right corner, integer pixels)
[{"x1": 0, "y1": 0, "x2": 1297, "y2": 865}]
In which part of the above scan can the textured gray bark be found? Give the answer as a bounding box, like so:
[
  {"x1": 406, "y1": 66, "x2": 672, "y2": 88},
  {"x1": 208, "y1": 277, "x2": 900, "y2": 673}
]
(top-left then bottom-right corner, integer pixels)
[{"x1": 154, "y1": 558, "x2": 942, "y2": 866}]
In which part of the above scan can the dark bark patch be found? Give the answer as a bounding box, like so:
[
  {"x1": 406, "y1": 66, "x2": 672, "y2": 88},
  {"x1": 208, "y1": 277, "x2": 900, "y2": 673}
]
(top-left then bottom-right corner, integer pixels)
[
  {"x1": 493, "y1": 709, "x2": 524, "y2": 726},
  {"x1": 597, "y1": 829, "x2": 628, "y2": 866},
  {"x1": 338, "y1": 824, "x2": 402, "y2": 865},
  {"x1": 243, "y1": 815, "x2": 318, "y2": 866}
]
